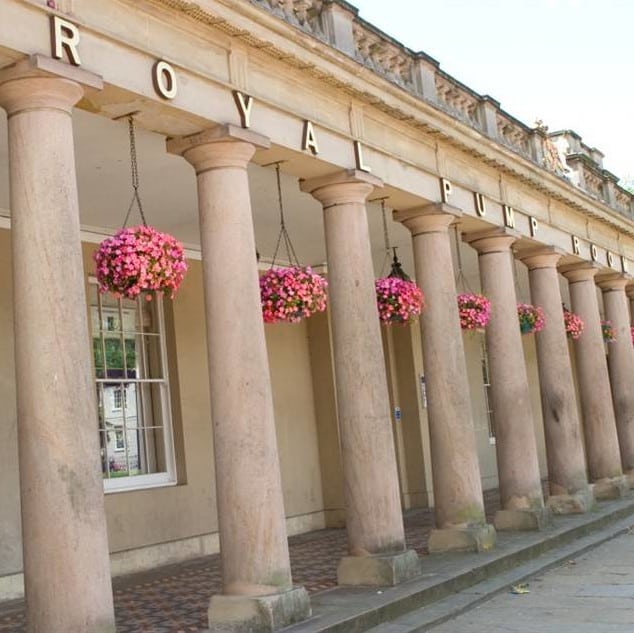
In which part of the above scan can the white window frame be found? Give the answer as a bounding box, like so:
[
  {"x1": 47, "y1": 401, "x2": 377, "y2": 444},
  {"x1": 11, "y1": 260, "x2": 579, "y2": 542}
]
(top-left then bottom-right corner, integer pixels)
[
  {"x1": 114, "y1": 428, "x2": 125, "y2": 451},
  {"x1": 90, "y1": 278, "x2": 178, "y2": 493},
  {"x1": 112, "y1": 386, "x2": 124, "y2": 411}
]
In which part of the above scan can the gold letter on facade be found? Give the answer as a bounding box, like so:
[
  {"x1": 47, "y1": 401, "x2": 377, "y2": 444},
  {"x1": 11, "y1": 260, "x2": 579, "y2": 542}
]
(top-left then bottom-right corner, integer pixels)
[
  {"x1": 440, "y1": 178, "x2": 452, "y2": 203},
  {"x1": 474, "y1": 192, "x2": 486, "y2": 217},
  {"x1": 354, "y1": 141, "x2": 371, "y2": 173},
  {"x1": 590, "y1": 244, "x2": 599, "y2": 262},
  {"x1": 622, "y1": 256, "x2": 629, "y2": 274},
  {"x1": 50, "y1": 16, "x2": 81, "y2": 66},
  {"x1": 529, "y1": 216, "x2": 539, "y2": 237},
  {"x1": 607, "y1": 251, "x2": 615, "y2": 268},
  {"x1": 152, "y1": 61, "x2": 178, "y2": 100},
  {"x1": 503, "y1": 205, "x2": 515, "y2": 229},
  {"x1": 233, "y1": 91, "x2": 253, "y2": 129},
  {"x1": 302, "y1": 121, "x2": 319, "y2": 155},
  {"x1": 572, "y1": 235, "x2": 581, "y2": 255}
]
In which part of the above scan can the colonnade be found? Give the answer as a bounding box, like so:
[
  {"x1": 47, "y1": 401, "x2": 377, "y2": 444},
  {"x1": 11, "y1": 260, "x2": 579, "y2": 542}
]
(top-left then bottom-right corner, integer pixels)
[{"x1": 3, "y1": 59, "x2": 634, "y2": 633}]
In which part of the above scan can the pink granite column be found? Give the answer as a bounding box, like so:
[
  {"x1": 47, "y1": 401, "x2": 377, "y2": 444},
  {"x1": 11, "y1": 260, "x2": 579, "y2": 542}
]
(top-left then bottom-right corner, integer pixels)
[
  {"x1": 464, "y1": 229, "x2": 548, "y2": 530},
  {"x1": 561, "y1": 264, "x2": 627, "y2": 499},
  {"x1": 168, "y1": 126, "x2": 310, "y2": 631},
  {"x1": 395, "y1": 204, "x2": 495, "y2": 552},
  {"x1": 519, "y1": 248, "x2": 593, "y2": 513},
  {"x1": 0, "y1": 58, "x2": 116, "y2": 632},
  {"x1": 301, "y1": 170, "x2": 420, "y2": 585},
  {"x1": 598, "y1": 275, "x2": 634, "y2": 486}
]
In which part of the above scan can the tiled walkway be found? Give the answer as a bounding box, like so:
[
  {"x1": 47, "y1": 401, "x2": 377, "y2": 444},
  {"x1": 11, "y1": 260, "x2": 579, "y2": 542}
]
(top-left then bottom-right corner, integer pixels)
[{"x1": 0, "y1": 491, "x2": 502, "y2": 633}]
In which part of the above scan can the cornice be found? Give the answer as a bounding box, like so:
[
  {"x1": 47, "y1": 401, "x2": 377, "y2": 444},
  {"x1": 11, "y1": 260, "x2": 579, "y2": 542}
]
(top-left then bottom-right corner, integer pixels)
[{"x1": 139, "y1": 0, "x2": 634, "y2": 236}]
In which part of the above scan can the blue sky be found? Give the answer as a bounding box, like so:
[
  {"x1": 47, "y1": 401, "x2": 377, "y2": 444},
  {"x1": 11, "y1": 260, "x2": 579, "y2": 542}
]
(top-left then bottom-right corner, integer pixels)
[{"x1": 352, "y1": 0, "x2": 633, "y2": 182}]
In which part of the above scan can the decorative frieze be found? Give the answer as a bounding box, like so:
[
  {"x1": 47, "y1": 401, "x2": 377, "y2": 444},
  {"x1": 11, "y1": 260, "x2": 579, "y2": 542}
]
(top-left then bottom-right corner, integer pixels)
[{"x1": 249, "y1": 0, "x2": 632, "y2": 218}]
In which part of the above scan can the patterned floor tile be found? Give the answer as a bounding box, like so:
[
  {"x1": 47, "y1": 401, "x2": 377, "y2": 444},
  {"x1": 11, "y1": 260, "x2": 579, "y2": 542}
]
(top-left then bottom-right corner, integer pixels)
[{"x1": 0, "y1": 490, "x2": 507, "y2": 633}]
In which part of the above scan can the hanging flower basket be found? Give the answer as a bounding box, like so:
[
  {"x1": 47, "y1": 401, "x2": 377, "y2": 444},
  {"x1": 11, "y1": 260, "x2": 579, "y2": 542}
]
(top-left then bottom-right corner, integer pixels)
[
  {"x1": 517, "y1": 303, "x2": 545, "y2": 335},
  {"x1": 601, "y1": 319, "x2": 616, "y2": 343},
  {"x1": 260, "y1": 266, "x2": 328, "y2": 324},
  {"x1": 375, "y1": 277, "x2": 424, "y2": 325},
  {"x1": 457, "y1": 293, "x2": 491, "y2": 331},
  {"x1": 94, "y1": 225, "x2": 188, "y2": 300},
  {"x1": 563, "y1": 308, "x2": 584, "y2": 340}
]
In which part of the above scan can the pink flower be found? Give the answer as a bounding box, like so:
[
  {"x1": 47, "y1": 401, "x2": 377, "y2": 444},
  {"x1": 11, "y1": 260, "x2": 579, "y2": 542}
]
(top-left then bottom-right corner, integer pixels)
[
  {"x1": 260, "y1": 266, "x2": 328, "y2": 324},
  {"x1": 601, "y1": 320, "x2": 616, "y2": 343},
  {"x1": 517, "y1": 303, "x2": 545, "y2": 335},
  {"x1": 375, "y1": 277, "x2": 424, "y2": 325},
  {"x1": 94, "y1": 225, "x2": 188, "y2": 300},
  {"x1": 457, "y1": 293, "x2": 491, "y2": 330},
  {"x1": 563, "y1": 308, "x2": 584, "y2": 340}
]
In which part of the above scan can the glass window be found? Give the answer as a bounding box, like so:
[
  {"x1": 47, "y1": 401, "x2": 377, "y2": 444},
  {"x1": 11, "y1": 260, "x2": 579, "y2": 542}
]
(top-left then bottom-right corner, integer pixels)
[{"x1": 89, "y1": 279, "x2": 176, "y2": 492}]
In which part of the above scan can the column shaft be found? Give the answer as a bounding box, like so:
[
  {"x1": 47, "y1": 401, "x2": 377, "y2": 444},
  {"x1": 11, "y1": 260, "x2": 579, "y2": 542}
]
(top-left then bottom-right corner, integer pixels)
[
  {"x1": 0, "y1": 70, "x2": 115, "y2": 631},
  {"x1": 466, "y1": 231, "x2": 546, "y2": 530},
  {"x1": 302, "y1": 171, "x2": 419, "y2": 585},
  {"x1": 520, "y1": 250, "x2": 592, "y2": 513},
  {"x1": 600, "y1": 278, "x2": 634, "y2": 481},
  {"x1": 169, "y1": 127, "x2": 310, "y2": 631},
  {"x1": 175, "y1": 131, "x2": 292, "y2": 593},
  {"x1": 397, "y1": 206, "x2": 495, "y2": 553},
  {"x1": 562, "y1": 265, "x2": 626, "y2": 499}
]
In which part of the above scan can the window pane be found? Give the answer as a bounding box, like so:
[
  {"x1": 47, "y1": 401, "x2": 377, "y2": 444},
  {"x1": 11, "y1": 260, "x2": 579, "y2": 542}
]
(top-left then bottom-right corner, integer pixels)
[
  {"x1": 143, "y1": 335, "x2": 164, "y2": 379},
  {"x1": 90, "y1": 280, "x2": 174, "y2": 488},
  {"x1": 138, "y1": 297, "x2": 159, "y2": 334},
  {"x1": 131, "y1": 427, "x2": 166, "y2": 475}
]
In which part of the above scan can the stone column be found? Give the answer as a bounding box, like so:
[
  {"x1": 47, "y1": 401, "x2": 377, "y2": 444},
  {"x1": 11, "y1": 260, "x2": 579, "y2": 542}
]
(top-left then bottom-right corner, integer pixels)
[
  {"x1": 0, "y1": 57, "x2": 116, "y2": 632},
  {"x1": 168, "y1": 126, "x2": 310, "y2": 632},
  {"x1": 395, "y1": 204, "x2": 495, "y2": 553},
  {"x1": 464, "y1": 229, "x2": 548, "y2": 530},
  {"x1": 301, "y1": 170, "x2": 420, "y2": 585},
  {"x1": 519, "y1": 248, "x2": 593, "y2": 513},
  {"x1": 598, "y1": 275, "x2": 634, "y2": 485},
  {"x1": 561, "y1": 264, "x2": 627, "y2": 500}
]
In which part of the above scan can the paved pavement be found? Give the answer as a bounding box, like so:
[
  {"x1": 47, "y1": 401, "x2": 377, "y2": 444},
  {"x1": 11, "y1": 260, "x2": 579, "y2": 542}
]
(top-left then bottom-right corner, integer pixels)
[
  {"x1": 1, "y1": 491, "x2": 505, "y2": 633},
  {"x1": 430, "y1": 529, "x2": 634, "y2": 633}
]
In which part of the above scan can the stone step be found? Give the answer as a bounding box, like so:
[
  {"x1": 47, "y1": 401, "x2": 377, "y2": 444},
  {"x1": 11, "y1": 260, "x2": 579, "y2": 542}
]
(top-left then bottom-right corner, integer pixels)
[{"x1": 282, "y1": 496, "x2": 634, "y2": 633}]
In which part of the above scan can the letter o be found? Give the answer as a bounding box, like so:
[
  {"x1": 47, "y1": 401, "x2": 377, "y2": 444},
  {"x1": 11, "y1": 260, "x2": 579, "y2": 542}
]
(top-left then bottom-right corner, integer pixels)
[{"x1": 153, "y1": 61, "x2": 177, "y2": 100}]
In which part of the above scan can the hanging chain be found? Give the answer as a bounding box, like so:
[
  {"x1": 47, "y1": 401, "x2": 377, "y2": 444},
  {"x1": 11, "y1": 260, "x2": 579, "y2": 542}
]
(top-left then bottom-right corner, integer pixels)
[
  {"x1": 270, "y1": 162, "x2": 300, "y2": 268},
  {"x1": 381, "y1": 199, "x2": 390, "y2": 253},
  {"x1": 380, "y1": 199, "x2": 392, "y2": 276},
  {"x1": 123, "y1": 115, "x2": 148, "y2": 228},
  {"x1": 454, "y1": 224, "x2": 473, "y2": 293}
]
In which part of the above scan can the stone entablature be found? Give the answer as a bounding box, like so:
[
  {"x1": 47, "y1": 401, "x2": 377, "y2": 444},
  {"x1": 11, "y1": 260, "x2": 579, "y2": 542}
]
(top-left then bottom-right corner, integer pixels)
[
  {"x1": 248, "y1": 0, "x2": 633, "y2": 219},
  {"x1": 3, "y1": 0, "x2": 633, "y2": 255}
]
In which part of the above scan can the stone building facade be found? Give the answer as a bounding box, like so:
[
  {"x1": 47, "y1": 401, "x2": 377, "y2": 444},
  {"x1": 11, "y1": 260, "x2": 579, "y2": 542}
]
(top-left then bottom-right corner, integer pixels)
[{"x1": 1, "y1": 1, "x2": 633, "y2": 631}]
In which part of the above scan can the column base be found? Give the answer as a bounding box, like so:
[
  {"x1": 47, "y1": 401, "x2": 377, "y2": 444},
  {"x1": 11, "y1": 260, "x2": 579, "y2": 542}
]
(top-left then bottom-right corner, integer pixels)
[
  {"x1": 494, "y1": 506, "x2": 552, "y2": 531},
  {"x1": 428, "y1": 524, "x2": 496, "y2": 553},
  {"x1": 337, "y1": 549, "x2": 420, "y2": 586},
  {"x1": 592, "y1": 475, "x2": 629, "y2": 500},
  {"x1": 624, "y1": 470, "x2": 634, "y2": 489},
  {"x1": 546, "y1": 488, "x2": 594, "y2": 515},
  {"x1": 208, "y1": 586, "x2": 310, "y2": 633}
]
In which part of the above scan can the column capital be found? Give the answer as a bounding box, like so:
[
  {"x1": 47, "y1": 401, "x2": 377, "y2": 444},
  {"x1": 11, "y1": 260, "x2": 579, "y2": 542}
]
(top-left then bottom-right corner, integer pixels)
[
  {"x1": 518, "y1": 245, "x2": 564, "y2": 270},
  {"x1": 0, "y1": 54, "x2": 102, "y2": 114},
  {"x1": 167, "y1": 124, "x2": 270, "y2": 172},
  {"x1": 394, "y1": 202, "x2": 461, "y2": 235},
  {"x1": 597, "y1": 273, "x2": 630, "y2": 292},
  {"x1": 560, "y1": 262, "x2": 600, "y2": 283},
  {"x1": 463, "y1": 226, "x2": 518, "y2": 254},
  {"x1": 300, "y1": 169, "x2": 383, "y2": 206},
  {"x1": 627, "y1": 284, "x2": 634, "y2": 299}
]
